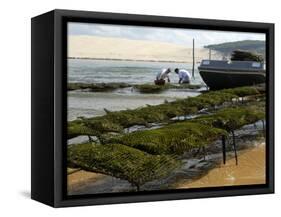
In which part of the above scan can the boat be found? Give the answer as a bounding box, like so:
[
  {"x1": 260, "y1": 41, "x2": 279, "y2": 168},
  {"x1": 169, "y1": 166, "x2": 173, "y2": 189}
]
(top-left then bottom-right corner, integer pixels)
[{"x1": 198, "y1": 60, "x2": 266, "y2": 90}]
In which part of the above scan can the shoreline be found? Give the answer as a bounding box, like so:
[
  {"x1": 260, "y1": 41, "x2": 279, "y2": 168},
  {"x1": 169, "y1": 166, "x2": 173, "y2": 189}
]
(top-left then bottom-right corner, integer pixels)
[
  {"x1": 68, "y1": 57, "x2": 200, "y2": 64},
  {"x1": 175, "y1": 143, "x2": 266, "y2": 189}
]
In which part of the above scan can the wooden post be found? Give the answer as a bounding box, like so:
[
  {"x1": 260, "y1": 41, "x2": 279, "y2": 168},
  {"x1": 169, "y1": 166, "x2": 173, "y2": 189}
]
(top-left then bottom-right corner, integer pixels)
[
  {"x1": 231, "y1": 131, "x2": 238, "y2": 165},
  {"x1": 192, "y1": 38, "x2": 195, "y2": 79},
  {"x1": 222, "y1": 135, "x2": 226, "y2": 164},
  {"x1": 202, "y1": 146, "x2": 206, "y2": 161}
]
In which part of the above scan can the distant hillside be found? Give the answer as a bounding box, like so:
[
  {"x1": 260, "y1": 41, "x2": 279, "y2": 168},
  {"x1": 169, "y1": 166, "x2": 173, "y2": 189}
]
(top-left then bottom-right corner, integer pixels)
[
  {"x1": 68, "y1": 35, "x2": 222, "y2": 63},
  {"x1": 204, "y1": 40, "x2": 265, "y2": 57}
]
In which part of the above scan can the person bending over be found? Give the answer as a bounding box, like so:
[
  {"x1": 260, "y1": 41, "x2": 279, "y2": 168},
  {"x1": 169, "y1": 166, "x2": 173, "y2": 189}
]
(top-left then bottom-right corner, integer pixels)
[
  {"x1": 175, "y1": 68, "x2": 191, "y2": 84},
  {"x1": 155, "y1": 68, "x2": 171, "y2": 85}
]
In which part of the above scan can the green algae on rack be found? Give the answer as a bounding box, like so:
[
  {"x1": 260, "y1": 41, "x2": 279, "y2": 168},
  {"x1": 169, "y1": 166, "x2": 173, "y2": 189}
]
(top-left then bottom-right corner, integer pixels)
[
  {"x1": 68, "y1": 143, "x2": 180, "y2": 191},
  {"x1": 68, "y1": 82, "x2": 131, "y2": 91},
  {"x1": 68, "y1": 82, "x2": 204, "y2": 93},
  {"x1": 68, "y1": 86, "x2": 263, "y2": 139},
  {"x1": 108, "y1": 122, "x2": 227, "y2": 155},
  {"x1": 133, "y1": 83, "x2": 203, "y2": 93},
  {"x1": 68, "y1": 105, "x2": 265, "y2": 190},
  {"x1": 192, "y1": 105, "x2": 265, "y2": 132},
  {"x1": 107, "y1": 105, "x2": 264, "y2": 155}
]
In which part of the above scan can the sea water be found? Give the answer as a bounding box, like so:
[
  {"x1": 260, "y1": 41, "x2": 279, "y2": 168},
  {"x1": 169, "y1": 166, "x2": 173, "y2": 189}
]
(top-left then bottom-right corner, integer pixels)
[{"x1": 67, "y1": 59, "x2": 204, "y2": 121}]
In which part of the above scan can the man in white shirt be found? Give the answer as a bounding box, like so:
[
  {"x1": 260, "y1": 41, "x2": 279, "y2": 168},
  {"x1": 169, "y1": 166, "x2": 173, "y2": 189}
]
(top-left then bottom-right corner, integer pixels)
[
  {"x1": 155, "y1": 68, "x2": 171, "y2": 84},
  {"x1": 175, "y1": 68, "x2": 191, "y2": 84}
]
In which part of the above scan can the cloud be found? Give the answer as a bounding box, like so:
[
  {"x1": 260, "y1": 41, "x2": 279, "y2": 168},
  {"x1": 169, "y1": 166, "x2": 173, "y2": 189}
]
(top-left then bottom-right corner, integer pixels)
[{"x1": 68, "y1": 22, "x2": 265, "y2": 47}]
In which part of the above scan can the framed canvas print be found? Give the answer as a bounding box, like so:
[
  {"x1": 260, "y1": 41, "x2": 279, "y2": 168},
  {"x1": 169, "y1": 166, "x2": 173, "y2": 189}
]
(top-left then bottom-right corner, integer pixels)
[{"x1": 31, "y1": 9, "x2": 274, "y2": 207}]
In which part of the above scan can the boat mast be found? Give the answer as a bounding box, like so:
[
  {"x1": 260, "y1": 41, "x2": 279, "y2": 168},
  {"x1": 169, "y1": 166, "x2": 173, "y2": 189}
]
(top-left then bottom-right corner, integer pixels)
[{"x1": 192, "y1": 38, "x2": 195, "y2": 79}]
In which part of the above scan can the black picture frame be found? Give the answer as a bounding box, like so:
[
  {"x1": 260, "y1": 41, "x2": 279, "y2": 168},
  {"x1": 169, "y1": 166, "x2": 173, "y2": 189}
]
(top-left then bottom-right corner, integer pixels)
[{"x1": 31, "y1": 9, "x2": 274, "y2": 207}]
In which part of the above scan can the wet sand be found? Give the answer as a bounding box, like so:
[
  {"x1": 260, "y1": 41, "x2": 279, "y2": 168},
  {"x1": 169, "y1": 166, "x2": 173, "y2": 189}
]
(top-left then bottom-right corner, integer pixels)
[
  {"x1": 176, "y1": 143, "x2": 266, "y2": 189},
  {"x1": 68, "y1": 170, "x2": 107, "y2": 193}
]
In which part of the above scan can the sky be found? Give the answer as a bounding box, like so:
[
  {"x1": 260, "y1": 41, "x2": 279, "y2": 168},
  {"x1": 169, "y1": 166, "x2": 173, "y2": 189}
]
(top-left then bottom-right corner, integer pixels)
[{"x1": 68, "y1": 22, "x2": 265, "y2": 48}]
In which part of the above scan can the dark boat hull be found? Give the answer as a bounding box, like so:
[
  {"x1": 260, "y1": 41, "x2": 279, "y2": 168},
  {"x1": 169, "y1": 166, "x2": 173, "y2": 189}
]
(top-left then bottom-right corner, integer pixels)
[{"x1": 199, "y1": 70, "x2": 266, "y2": 90}]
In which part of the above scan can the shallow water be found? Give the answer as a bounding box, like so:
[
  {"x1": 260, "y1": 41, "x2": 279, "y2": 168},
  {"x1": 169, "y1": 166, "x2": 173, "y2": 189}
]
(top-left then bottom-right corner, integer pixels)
[
  {"x1": 67, "y1": 59, "x2": 204, "y2": 121},
  {"x1": 68, "y1": 59, "x2": 203, "y2": 84},
  {"x1": 68, "y1": 89, "x2": 201, "y2": 121}
]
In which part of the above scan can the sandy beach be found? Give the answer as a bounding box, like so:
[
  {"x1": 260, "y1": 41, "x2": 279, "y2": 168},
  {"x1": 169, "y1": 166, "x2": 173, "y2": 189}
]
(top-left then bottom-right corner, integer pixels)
[
  {"x1": 67, "y1": 170, "x2": 108, "y2": 193},
  {"x1": 176, "y1": 143, "x2": 266, "y2": 189},
  {"x1": 68, "y1": 35, "x2": 222, "y2": 62}
]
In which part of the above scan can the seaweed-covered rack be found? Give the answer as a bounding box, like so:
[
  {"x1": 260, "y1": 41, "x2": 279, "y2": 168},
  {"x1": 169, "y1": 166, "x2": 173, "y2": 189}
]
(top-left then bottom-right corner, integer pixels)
[{"x1": 68, "y1": 86, "x2": 265, "y2": 191}]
